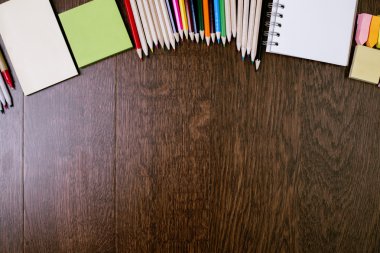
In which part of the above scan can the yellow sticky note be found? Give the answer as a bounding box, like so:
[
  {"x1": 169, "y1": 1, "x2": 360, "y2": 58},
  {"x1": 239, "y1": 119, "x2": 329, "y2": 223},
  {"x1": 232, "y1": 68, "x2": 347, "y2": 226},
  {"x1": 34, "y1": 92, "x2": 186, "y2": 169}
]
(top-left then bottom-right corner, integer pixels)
[
  {"x1": 350, "y1": 45, "x2": 380, "y2": 85},
  {"x1": 366, "y1": 16, "x2": 380, "y2": 48}
]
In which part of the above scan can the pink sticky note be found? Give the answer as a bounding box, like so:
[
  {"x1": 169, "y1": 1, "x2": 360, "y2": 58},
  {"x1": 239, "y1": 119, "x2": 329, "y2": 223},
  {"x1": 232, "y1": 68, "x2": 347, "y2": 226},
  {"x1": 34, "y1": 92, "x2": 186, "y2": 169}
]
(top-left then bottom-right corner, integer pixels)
[{"x1": 355, "y1": 14, "x2": 372, "y2": 45}]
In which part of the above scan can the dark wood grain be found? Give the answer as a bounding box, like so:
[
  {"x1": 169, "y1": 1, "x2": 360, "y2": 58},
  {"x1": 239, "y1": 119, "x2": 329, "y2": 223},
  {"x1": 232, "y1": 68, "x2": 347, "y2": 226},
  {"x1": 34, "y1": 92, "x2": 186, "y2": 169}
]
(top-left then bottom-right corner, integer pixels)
[
  {"x1": 1, "y1": 0, "x2": 380, "y2": 252},
  {"x1": 0, "y1": 46, "x2": 23, "y2": 252},
  {"x1": 22, "y1": 2, "x2": 116, "y2": 252}
]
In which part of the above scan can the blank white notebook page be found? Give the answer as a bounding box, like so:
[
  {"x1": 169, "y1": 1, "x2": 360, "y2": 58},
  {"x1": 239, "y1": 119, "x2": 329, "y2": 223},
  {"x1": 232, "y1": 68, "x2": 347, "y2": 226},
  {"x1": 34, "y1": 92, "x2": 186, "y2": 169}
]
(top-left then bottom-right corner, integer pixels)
[
  {"x1": 266, "y1": 0, "x2": 358, "y2": 66},
  {"x1": 0, "y1": 0, "x2": 78, "y2": 95}
]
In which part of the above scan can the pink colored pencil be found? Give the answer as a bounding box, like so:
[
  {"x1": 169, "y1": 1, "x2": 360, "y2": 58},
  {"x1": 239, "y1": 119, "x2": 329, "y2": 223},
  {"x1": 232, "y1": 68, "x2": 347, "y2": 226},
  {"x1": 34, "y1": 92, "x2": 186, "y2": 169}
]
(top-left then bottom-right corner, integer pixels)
[{"x1": 172, "y1": 0, "x2": 184, "y2": 39}]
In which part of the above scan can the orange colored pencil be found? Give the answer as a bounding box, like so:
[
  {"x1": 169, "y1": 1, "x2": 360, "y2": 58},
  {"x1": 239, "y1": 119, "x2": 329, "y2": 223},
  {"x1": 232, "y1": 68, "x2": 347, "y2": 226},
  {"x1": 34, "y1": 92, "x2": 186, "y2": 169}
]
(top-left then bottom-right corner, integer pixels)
[{"x1": 203, "y1": 0, "x2": 211, "y2": 45}]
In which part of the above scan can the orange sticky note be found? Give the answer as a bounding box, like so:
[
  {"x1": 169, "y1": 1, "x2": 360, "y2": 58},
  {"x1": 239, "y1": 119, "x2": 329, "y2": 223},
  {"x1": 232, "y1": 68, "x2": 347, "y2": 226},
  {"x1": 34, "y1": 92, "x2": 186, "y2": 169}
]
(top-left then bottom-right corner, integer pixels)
[{"x1": 366, "y1": 16, "x2": 380, "y2": 48}]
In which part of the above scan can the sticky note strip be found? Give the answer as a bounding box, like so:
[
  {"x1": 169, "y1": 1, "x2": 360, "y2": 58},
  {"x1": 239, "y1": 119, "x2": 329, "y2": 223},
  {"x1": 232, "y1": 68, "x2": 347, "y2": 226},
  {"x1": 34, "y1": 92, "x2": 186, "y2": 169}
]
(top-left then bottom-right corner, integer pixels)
[
  {"x1": 366, "y1": 16, "x2": 380, "y2": 48},
  {"x1": 350, "y1": 45, "x2": 380, "y2": 85},
  {"x1": 377, "y1": 16, "x2": 380, "y2": 48},
  {"x1": 59, "y1": 0, "x2": 132, "y2": 68},
  {"x1": 356, "y1": 14, "x2": 372, "y2": 45}
]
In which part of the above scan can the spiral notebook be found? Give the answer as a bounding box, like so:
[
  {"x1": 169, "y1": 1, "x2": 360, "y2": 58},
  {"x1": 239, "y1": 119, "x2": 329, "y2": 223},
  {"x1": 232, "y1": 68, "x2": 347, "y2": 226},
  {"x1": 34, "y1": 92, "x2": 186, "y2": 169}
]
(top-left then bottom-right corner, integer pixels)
[{"x1": 266, "y1": 0, "x2": 358, "y2": 66}]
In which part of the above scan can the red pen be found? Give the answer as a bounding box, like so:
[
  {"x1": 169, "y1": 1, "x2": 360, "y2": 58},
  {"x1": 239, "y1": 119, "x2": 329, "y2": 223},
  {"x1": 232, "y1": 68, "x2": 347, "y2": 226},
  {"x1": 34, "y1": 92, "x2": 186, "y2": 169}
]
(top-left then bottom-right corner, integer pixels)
[
  {"x1": 0, "y1": 48, "x2": 14, "y2": 89},
  {"x1": 124, "y1": 0, "x2": 143, "y2": 59}
]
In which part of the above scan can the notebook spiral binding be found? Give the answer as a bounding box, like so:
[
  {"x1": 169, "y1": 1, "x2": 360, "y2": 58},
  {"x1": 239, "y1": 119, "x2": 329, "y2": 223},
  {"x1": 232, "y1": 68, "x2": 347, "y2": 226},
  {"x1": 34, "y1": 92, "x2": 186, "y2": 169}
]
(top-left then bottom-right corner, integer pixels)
[{"x1": 263, "y1": 1, "x2": 285, "y2": 47}]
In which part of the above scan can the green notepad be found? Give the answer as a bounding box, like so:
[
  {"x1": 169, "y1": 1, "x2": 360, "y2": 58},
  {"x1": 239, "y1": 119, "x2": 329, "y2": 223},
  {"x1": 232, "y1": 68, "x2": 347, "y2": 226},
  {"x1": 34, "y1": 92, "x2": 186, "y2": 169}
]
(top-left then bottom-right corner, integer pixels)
[{"x1": 59, "y1": 0, "x2": 132, "y2": 68}]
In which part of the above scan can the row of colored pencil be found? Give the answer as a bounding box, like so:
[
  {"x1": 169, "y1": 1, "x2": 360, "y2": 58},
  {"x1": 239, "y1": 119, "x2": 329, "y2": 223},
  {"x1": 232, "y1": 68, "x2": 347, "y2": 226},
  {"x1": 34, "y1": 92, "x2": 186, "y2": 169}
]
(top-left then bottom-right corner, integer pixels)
[{"x1": 123, "y1": 0, "x2": 268, "y2": 69}]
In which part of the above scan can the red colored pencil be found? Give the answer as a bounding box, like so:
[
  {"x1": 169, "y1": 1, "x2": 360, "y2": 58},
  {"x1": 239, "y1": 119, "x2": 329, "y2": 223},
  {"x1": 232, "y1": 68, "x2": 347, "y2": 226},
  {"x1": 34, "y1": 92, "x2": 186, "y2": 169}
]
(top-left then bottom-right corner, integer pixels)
[{"x1": 124, "y1": 0, "x2": 143, "y2": 59}]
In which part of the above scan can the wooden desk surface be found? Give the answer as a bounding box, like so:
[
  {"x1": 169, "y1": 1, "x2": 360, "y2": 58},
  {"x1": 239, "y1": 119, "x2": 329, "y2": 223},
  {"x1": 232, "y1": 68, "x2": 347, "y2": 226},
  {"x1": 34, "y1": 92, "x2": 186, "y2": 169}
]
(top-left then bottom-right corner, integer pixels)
[{"x1": 1, "y1": 0, "x2": 380, "y2": 252}]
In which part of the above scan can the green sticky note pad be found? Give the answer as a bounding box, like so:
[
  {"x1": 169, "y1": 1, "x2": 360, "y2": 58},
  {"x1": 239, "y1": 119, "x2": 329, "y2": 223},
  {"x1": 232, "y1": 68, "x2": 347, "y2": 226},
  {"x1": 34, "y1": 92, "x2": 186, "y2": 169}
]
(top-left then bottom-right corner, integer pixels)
[{"x1": 59, "y1": 0, "x2": 132, "y2": 68}]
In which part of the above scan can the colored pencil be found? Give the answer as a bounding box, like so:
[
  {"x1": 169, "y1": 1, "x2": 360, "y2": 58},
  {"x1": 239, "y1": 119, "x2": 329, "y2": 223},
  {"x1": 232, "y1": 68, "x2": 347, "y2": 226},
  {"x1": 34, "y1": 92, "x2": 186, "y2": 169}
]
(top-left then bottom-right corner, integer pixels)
[
  {"x1": 254, "y1": 0, "x2": 267, "y2": 70},
  {"x1": 246, "y1": 0, "x2": 257, "y2": 56},
  {"x1": 0, "y1": 86, "x2": 7, "y2": 109},
  {"x1": 185, "y1": 0, "x2": 194, "y2": 41},
  {"x1": 219, "y1": 0, "x2": 226, "y2": 45},
  {"x1": 236, "y1": 0, "x2": 243, "y2": 51},
  {"x1": 214, "y1": 0, "x2": 221, "y2": 42},
  {"x1": 0, "y1": 48, "x2": 14, "y2": 89},
  {"x1": 203, "y1": 0, "x2": 211, "y2": 45},
  {"x1": 197, "y1": 0, "x2": 205, "y2": 40},
  {"x1": 149, "y1": 0, "x2": 165, "y2": 48},
  {"x1": 142, "y1": 0, "x2": 159, "y2": 47},
  {"x1": 136, "y1": 0, "x2": 154, "y2": 51},
  {"x1": 154, "y1": 0, "x2": 171, "y2": 49},
  {"x1": 230, "y1": 0, "x2": 236, "y2": 38},
  {"x1": 241, "y1": 0, "x2": 250, "y2": 59},
  {"x1": 166, "y1": 0, "x2": 180, "y2": 42},
  {"x1": 172, "y1": 0, "x2": 184, "y2": 39},
  {"x1": 190, "y1": 0, "x2": 199, "y2": 42},
  {"x1": 130, "y1": 0, "x2": 149, "y2": 56},
  {"x1": 124, "y1": 0, "x2": 143, "y2": 59},
  {"x1": 160, "y1": 0, "x2": 176, "y2": 49},
  {"x1": 0, "y1": 76, "x2": 11, "y2": 107},
  {"x1": 209, "y1": 0, "x2": 215, "y2": 42},
  {"x1": 179, "y1": 0, "x2": 189, "y2": 39},
  {"x1": 225, "y1": 0, "x2": 231, "y2": 42}
]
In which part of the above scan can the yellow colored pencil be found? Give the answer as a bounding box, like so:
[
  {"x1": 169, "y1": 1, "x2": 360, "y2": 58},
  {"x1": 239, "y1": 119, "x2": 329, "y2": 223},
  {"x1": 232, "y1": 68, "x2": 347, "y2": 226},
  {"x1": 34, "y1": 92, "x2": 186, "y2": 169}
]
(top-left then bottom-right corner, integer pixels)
[{"x1": 179, "y1": 0, "x2": 189, "y2": 39}]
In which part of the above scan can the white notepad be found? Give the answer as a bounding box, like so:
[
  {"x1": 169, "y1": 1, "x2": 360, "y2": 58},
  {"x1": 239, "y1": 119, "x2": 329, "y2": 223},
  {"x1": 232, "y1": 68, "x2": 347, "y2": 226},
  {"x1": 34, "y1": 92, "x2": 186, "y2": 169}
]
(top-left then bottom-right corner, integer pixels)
[
  {"x1": 0, "y1": 0, "x2": 78, "y2": 95},
  {"x1": 266, "y1": 0, "x2": 358, "y2": 66}
]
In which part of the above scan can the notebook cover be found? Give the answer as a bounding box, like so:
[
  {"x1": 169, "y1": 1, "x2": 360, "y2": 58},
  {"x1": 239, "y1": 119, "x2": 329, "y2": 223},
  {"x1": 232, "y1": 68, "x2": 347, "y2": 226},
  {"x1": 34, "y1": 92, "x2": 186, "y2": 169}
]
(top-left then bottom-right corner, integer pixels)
[
  {"x1": 266, "y1": 0, "x2": 358, "y2": 66},
  {"x1": 0, "y1": 0, "x2": 78, "y2": 95}
]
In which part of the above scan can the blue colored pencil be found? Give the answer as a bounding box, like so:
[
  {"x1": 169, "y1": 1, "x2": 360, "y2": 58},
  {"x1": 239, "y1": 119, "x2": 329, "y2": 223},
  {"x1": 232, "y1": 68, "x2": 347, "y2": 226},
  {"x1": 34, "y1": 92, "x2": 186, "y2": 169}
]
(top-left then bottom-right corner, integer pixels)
[
  {"x1": 189, "y1": 0, "x2": 199, "y2": 42},
  {"x1": 213, "y1": 0, "x2": 221, "y2": 43},
  {"x1": 165, "y1": 0, "x2": 179, "y2": 42}
]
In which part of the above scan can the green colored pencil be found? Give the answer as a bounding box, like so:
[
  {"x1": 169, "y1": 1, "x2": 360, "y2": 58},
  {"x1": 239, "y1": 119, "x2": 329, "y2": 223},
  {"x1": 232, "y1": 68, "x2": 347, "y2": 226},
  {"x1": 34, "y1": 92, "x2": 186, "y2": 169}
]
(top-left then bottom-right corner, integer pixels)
[
  {"x1": 219, "y1": 0, "x2": 226, "y2": 45},
  {"x1": 197, "y1": 0, "x2": 205, "y2": 40}
]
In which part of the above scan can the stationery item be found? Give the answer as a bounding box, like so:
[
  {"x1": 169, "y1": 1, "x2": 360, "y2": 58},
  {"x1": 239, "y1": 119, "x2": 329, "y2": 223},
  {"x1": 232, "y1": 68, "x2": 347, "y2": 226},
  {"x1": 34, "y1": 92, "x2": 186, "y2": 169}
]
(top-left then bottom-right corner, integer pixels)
[
  {"x1": 0, "y1": 87, "x2": 6, "y2": 108},
  {"x1": 143, "y1": 0, "x2": 159, "y2": 47},
  {"x1": 166, "y1": 0, "x2": 180, "y2": 42},
  {"x1": 231, "y1": 0, "x2": 237, "y2": 38},
  {"x1": 154, "y1": 0, "x2": 171, "y2": 49},
  {"x1": 124, "y1": 0, "x2": 143, "y2": 58},
  {"x1": 197, "y1": 0, "x2": 205, "y2": 40},
  {"x1": 136, "y1": 0, "x2": 154, "y2": 51},
  {"x1": 266, "y1": 0, "x2": 358, "y2": 66},
  {"x1": 0, "y1": 48, "x2": 14, "y2": 89},
  {"x1": 0, "y1": 103, "x2": 3, "y2": 113},
  {"x1": 185, "y1": 0, "x2": 195, "y2": 40},
  {"x1": 236, "y1": 0, "x2": 243, "y2": 50},
  {"x1": 179, "y1": 0, "x2": 190, "y2": 39},
  {"x1": 220, "y1": 0, "x2": 226, "y2": 45},
  {"x1": 355, "y1": 14, "x2": 372, "y2": 45},
  {"x1": 130, "y1": 0, "x2": 149, "y2": 56},
  {"x1": 245, "y1": 0, "x2": 257, "y2": 57},
  {"x1": 251, "y1": 0, "x2": 263, "y2": 63},
  {"x1": 173, "y1": 0, "x2": 184, "y2": 39},
  {"x1": 377, "y1": 20, "x2": 380, "y2": 49},
  {"x1": 225, "y1": 0, "x2": 232, "y2": 42},
  {"x1": 190, "y1": 0, "x2": 200, "y2": 42},
  {"x1": 241, "y1": 0, "x2": 250, "y2": 59},
  {"x1": 214, "y1": 0, "x2": 221, "y2": 42},
  {"x1": 366, "y1": 16, "x2": 380, "y2": 48},
  {"x1": 254, "y1": 0, "x2": 268, "y2": 69},
  {"x1": 160, "y1": 0, "x2": 177, "y2": 48},
  {"x1": 0, "y1": 0, "x2": 78, "y2": 95},
  {"x1": 149, "y1": 0, "x2": 165, "y2": 48},
  {"x1": 209, "y1": 0, "x2": 216, "y2": 42},
  {"x1": 0, "y1": 76, "x2": 12, "y2": 107},
  {"x1": 60, "y1": 0, "x2": 134, "y2": 66},
  {"x1": 203, "y1": 0, "x2": 211, "y2": 45},
  {"x1": 350, "y1": 45, "x2": 380, "y2": 85}
]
